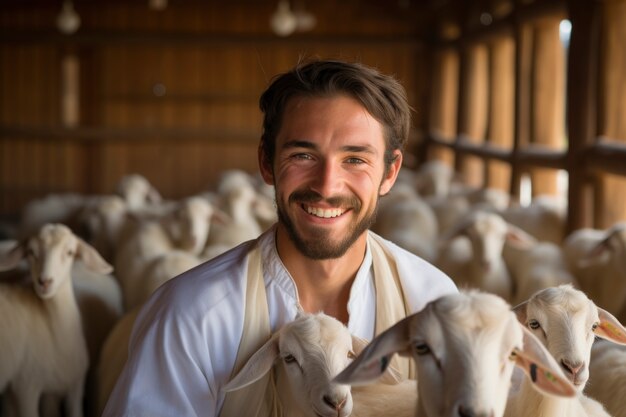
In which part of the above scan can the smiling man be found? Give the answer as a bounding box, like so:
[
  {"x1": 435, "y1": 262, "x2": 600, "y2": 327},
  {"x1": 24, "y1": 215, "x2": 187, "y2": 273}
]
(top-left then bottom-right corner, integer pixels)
[{"x1": 103, "y1": 60, "x2": 457, "y2": 417}]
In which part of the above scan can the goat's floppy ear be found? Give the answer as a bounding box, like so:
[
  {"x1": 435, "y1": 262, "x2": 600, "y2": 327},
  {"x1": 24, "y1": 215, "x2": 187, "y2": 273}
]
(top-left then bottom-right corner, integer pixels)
[
  {"x1": 505, "y1": 224, "x2": 537, "y2": 249},
  {"x1": 577, "y1": 236, "x2": 612, "y2": 268},
  {"x1": 334, "y1": 314, "x2": 413, "y2": 386},
  {"x1": 0, "y1": 241, "x2": 26, "y2": 272},
  {"x1": 350, "y1": 335, "x2": 404, "y2": 385},
  {"x1": 146, "y1": 185, "x2": 162, "y2": 204},
  {"x1": 224, "y1": 334, "x2": 280, "y2": 392},
  {"x1": 512, "y1": 325, "x2": 576, "y2": 398},
  {"x1": 76, "y1": 237, "x2": 113, "y2": 275},
  {"x1": 594, "y1": 307, "x2": 626, "y2": 345},
  {"x1": 211, "y1": 207, "x2": 231, "y2": 225}
]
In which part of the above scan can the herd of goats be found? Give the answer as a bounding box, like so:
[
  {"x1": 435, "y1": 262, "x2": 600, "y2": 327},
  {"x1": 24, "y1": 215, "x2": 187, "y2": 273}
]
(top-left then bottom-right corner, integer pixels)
[{"x1": 0, "y1": 161, "x2": 625, "y2": 417}]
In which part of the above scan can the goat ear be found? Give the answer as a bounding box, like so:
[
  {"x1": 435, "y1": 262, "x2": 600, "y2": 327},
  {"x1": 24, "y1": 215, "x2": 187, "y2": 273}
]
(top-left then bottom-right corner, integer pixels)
[
  {"x1": 211, "y1": 207, "x2": 231, "y2": 225},
  {"x1": 146, "y1": 186, "x2": 162, "y2": 204},
  {"x1": 350, "y1": 335, "x2": 404, "y2": 385},
  {"x1": 333, "y1": 315, "x2": 413, "y2": 386},
  {"x1": 0, "y1": 241, "x2": 26, "y2": 272},
  {"x1": 578, "y1": 238, "x2": 611, "y2": 268},
  {"x1": 505, "y1": 224, "x2": 536, "y2": 249},
  {"x1": 512, "y1": 301, "x2": 528, "y2": 325},
  {"x1": 224, "y1": 335, "x2": 279, "y2": 392},
  {"x1": 513, "y1": 325, "x2": 576, "y2": 398},
  {"x1": 594, "y1": 307, "x2": 626, "y2": 345},
  {"x1": 76, "y1": 237, "x2": 113, "y2": 275}
]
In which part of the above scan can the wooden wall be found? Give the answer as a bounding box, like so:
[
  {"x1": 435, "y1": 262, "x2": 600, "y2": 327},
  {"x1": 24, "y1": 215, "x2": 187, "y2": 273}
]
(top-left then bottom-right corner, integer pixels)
[
  {"x1": 0, "y1": 1, "x2": 429, "y2": 220},
  {"x1": 423, "y1": 0, "x2": 626, "y2": 231}
]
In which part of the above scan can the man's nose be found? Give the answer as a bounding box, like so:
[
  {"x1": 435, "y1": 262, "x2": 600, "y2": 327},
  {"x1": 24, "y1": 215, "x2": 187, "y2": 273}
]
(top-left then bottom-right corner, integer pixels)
[{"x1": 310, "y1": 160, "x2": 343, "y2": 197}]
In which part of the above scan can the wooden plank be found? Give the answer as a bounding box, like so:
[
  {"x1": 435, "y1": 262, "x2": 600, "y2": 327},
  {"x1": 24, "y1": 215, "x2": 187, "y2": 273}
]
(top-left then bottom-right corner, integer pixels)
[{"x1": 530, "y1": 18, "x2": 565, "y2": 195}]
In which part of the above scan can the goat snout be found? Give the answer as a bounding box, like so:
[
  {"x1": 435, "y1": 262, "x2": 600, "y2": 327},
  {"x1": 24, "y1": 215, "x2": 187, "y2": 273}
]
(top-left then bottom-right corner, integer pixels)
[
  {"x1": 38, "y1": 276, "x2": 52, "y2": 290},
  {"x1": 561, "y1": 358, "x2": 584, "y2": 376}
]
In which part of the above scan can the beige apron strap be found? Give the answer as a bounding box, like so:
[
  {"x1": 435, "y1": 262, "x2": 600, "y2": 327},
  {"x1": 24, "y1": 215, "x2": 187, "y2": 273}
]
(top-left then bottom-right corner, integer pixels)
[
  {"x1": 219, "y1": 244, "x2": 279, "y2": 417},
  {"x1": 368, "y1": 233, "x2": 416, "y2": 380}
]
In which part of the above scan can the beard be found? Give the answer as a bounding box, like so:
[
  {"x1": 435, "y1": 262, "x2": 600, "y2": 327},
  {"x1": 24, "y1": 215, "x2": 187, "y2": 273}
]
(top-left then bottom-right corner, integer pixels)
[{"x1": 276, "y1": 188, "x2": 379, "y2": 260}]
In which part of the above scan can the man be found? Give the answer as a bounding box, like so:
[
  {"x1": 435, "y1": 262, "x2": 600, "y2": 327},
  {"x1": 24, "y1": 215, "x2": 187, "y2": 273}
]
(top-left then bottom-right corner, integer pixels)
[{"x1": 103, "y1": 59, "x2": 456, "y2": 417}]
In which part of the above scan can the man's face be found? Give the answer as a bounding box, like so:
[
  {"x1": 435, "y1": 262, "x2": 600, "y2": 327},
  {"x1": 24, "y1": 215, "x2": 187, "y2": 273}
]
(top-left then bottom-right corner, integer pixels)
[{"x1": 260, "y1": 94, "x2": 401, "y2": 259}]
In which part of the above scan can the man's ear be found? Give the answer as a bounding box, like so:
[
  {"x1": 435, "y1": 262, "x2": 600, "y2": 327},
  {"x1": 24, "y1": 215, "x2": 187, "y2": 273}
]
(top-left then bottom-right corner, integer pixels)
[
  {"x1": 379, "y1": 150, "x2": 403, "y2": 196},
  {"x1": 258, "y1": 142, "x2": 273, "y2": 185}
]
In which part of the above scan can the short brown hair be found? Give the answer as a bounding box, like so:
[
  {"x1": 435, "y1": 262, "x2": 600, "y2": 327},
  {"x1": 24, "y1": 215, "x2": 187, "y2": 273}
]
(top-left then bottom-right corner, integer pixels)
[{"x1": 259, "y1": 59, "x2": 412, "y2": 172}]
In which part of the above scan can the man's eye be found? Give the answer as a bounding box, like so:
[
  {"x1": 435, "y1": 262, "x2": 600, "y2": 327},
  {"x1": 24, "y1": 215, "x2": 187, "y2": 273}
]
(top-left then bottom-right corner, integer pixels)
[
  {"x1": 346, "y1": 157, "x2": 364, "y2": 164},
  {"x1": 292, "y1": 153, "x2": 312, "y2": 160}
]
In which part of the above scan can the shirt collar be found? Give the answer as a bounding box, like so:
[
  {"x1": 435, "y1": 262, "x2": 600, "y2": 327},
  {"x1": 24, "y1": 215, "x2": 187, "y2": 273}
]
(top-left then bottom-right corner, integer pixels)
[{"x1": 258, "y1": 226, "x2": 374, "y2": 308}]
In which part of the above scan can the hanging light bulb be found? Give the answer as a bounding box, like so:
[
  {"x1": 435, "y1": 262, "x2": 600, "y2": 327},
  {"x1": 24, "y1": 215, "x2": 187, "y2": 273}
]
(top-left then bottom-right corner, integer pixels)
[
  {"x1": 270, "y1": 0, "x2": 297, "y2": 37},
  {"x1": 293, "y1": 6, "x2": 316, "y2": 32},
  {"x1": 56, "y1": 0, "x2": 81, "y2": 35},
  {"x1": 149, "y1": 0, "x2": 168, "y2": 11}
]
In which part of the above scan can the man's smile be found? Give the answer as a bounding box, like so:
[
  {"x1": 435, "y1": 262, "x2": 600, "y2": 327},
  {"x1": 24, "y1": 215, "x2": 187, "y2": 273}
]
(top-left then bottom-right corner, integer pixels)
[{"x1": 304, "y1": 205, "x2": 347, "y2": 218}]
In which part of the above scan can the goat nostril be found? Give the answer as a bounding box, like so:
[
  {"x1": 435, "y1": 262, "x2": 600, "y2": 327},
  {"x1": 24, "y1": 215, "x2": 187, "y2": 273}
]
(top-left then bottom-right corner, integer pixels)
[
  {"x1": 561, "y1": 359, "x2": 584, "y2": 375},
  {"x1": 336, "y1": 396, "x2": 347, "y2": 410},
  {"x1": 323, "y1": 395, "x2": 346, "y2": 411},
  {"x1": 458, "y1": 406, "x2": 475, "y2": 417},
  {"x1": 458, "y1": 406, "x2": 494, "y2": 417}
]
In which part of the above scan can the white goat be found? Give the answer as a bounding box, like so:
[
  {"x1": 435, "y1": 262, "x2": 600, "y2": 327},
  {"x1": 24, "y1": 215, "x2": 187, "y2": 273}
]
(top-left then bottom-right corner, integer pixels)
[
  {"x1": 334, "y1": 290, "x2": 576, "y2": 417},
  {"x1": 224, "y1": 312, "x2": 418, "y2": 417},
  {"x1": 115, "y1": 173, "x2": 162, "y2": 210},
  {"x1": 562, "y1": 221, "x2": 626, "y2": 321},
  {"x1": 413, "y1": 159, "x2": 455, "y2": 198},
  {"x1": 435, "y1": 210, "x2": 518, "y2": 300},
  {"x1": 502, "y1": 235, "x2": 578, "y2": 305},
  {"x1": 586, "y1": 340, "x2": 626, "y2": 417},
  {"x1": 79, "y1": 195, "x2": 129, "y2": 263},
  {"x1": 114, "y1": 196, "x2": 215, "y2": 310},
  {"x1": 205, "y1": 176, "x2": 264, "y2": 252},
  {"x1": 425, "y1": 186, "x2": 510, "y2": 236},
  {"x1": 501, "y1": 195, "x2": 567, "y2": 244},
  {"x1": 373, "y1": 182, "x2": 439, "y2": 262},
  {"x1": 506, "y1": 285, "x2": 626, "y2": 417},
  {"x1": 0, "y1": 224, "x2": 112, "y2": 417}
]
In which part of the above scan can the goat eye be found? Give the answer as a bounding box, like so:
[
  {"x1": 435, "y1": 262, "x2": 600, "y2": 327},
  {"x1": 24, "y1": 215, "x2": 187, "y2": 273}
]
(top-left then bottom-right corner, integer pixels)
[
  {"x1": 414, "y1": 343, "x2": 431, "y2": 355},
  {"x1": 283, "y1": 354, "x2": 297, "y2": 364},
  {"x1": 528, "y1": 320, "x2": 541, "y2": 330},
  {"x1": 592, "y1": 322, "x2": 599, "y2": 331}
]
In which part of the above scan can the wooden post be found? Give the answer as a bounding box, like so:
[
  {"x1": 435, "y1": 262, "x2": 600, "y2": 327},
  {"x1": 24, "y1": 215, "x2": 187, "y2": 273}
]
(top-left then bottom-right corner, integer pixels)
[{"x1": 565, "y1": 0, "x2": 600, "y2": 231}]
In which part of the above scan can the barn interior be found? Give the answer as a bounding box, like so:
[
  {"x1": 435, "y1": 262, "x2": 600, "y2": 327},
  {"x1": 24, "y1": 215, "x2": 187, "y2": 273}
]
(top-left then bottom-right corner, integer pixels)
[
  {"x1": 2, "y1": 0, "x2": 624, "y2": 231},
  {"x1": 1, "y1": 0, "x2": 626, "y2": 416}
]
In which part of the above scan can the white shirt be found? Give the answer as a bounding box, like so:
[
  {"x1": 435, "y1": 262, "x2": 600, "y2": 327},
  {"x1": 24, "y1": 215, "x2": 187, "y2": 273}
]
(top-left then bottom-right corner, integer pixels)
[{"x1": 103, "y1": 226, "x2": 457, "y2": 417}]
